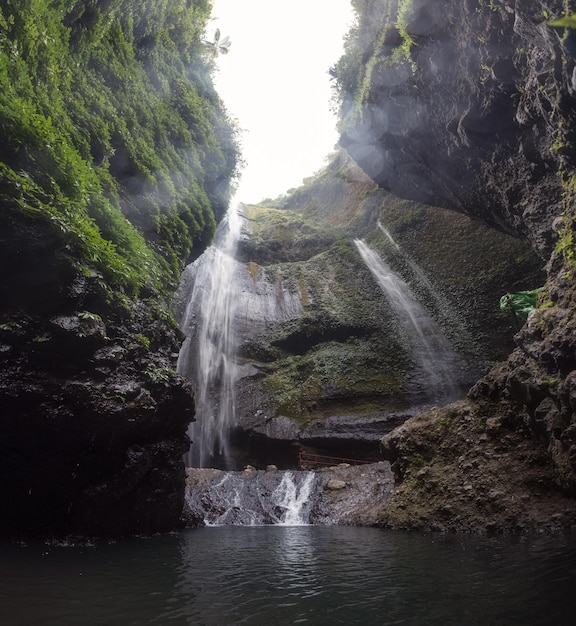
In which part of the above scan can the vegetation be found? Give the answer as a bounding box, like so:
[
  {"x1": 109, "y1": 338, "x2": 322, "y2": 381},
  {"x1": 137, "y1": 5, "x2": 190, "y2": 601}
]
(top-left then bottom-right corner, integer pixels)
[
  {"x1": 0, "y1": 0, "x2": 241, "y2": 298},
  {"x1": 548, "y1": 14, "x2": 576, "y2": 28},
  {"x1": 330, "y1": 0, "x2": 415, "y2": 123}
]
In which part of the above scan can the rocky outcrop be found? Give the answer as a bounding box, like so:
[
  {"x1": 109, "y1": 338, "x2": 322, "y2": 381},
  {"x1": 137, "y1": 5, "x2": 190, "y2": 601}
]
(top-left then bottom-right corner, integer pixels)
[
  {"x1": 183, "y1": 463, "x2": 395, "y2": 526},
  {"x1": 339, "y1": 0, "x2": 576, "y2": 257},
  {"x1": 380, "y1": 400, "x2": 576, "y2": 532},
  {"x1": 0, "y1": 263, "x2": 194, "y2": 539}
]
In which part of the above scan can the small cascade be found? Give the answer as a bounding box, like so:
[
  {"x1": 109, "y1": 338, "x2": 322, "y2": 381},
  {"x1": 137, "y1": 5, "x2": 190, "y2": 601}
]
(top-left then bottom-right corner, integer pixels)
[
  {"x1": 185, "y1": 470, "x2": 318, "y2": 526},
  {"x1": 355, "y1": 239, "x2": 462, "y2": 404},
  {"x1": 272, "y1": 471, "x2": 317, "y2": 526},
  {"x1": 176, "y1": 204, "x2": 245, "y2": 468}
]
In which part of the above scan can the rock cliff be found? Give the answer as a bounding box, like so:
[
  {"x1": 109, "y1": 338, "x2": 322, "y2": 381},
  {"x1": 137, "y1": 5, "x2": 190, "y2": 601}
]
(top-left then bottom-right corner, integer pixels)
[
  {"x1": 219, "y1": 153, "x2": 543, "y2": 469},
  {"x1": 0, "y1": 279, "x2": 195, "y2": 538},
  {"x1": 4, "y1": 0, "x2": 575, "y2": 537},
  {"x1": 0, "y1": 0, "x2": 239, "y2": 539},
  {"x1": 332, "y1": 0, "x2": 576, "y2": 529},
  {"x1": 338, "y1": 0, "x2": 576, "y2": 256}
]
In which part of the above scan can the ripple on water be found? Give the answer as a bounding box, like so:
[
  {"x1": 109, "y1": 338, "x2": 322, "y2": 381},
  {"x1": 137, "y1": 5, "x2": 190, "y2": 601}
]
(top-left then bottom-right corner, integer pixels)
[{"x1": 1, "y1": 527, "x2": 576, "y2": 625}]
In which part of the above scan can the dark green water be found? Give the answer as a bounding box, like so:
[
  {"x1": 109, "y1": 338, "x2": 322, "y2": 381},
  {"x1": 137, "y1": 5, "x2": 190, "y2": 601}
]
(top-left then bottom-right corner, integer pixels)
[{"x1": 1, "y1": 526, "x2": 575, "y2": 625}]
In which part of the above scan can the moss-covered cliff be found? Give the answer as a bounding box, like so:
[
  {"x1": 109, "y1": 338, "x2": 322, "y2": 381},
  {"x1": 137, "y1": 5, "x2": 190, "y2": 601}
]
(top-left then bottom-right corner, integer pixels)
[
  {"x1": 229, "y1": 152, "x2": 543, "y2": 467},
  {"x1": 0, "y1": 0, "x2": 239, "y2": 538},
  {"x1": 4, "y1": 0, "x2": 575, "y2": 536},
  {"x1": 330, "y1": 0, "x2": 576, "y2": 530}
]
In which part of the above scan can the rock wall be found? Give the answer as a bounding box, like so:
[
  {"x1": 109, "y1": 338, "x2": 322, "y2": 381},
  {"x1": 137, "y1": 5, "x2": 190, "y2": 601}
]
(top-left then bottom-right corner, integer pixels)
[
  {"x1": 339, "y1": 0, "x2": 576, "y2": 257},
  {"x1": 227, "y1": 155, "x2": 543, "y2": 468},
  {"x1": 333, "y1": 0, "x2": 576, "y2": 529},
  {"x1": 0, "y1": 266, "x2": 194, "y2": 538},
  {"x1": 0, "y1": 0, "x2": 239, "y2": 539}
]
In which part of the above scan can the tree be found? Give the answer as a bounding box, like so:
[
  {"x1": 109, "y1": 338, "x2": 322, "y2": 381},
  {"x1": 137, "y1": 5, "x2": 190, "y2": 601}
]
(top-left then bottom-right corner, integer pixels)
[{"x1": 205, "y1": 28, "x2": 231, "y2": 57}]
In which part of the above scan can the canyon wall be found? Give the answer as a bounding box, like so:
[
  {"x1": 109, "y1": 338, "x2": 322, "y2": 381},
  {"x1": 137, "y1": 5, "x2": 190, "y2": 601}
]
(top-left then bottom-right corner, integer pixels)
[
  {"x1": 225, "y1": 154, "x2": 543, "y2": 470},
  {"x1": 0, "y1": 0, "x2": 239, "y2": 538},
  {"x1": 332, "y1": 0, "x2": 576, "y2": 530}
]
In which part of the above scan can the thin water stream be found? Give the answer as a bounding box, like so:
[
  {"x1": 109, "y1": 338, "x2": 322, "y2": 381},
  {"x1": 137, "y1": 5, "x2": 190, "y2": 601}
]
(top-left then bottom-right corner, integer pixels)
[
  {"x1": 355, "y1": 239, "x2": 463, "y2": 404},
  {"x1": 377, "y1": 221, "x2": 472, "y2": 342}
]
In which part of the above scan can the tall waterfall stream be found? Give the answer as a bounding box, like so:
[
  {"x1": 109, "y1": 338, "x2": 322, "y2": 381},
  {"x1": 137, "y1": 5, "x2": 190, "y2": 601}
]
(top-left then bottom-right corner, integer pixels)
[{"x1": 176, "y1": 204, "x2": 244, "y2": 468}]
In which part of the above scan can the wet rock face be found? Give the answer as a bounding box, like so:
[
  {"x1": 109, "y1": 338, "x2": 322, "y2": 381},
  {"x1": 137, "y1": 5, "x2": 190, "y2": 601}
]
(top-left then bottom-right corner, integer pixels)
[
  {"x1": 340, "y1": 0, "x2": 576, "y2": 256},
  {"x1": 332, "y1": 0, "x2": 576, "y2": 530},
  {"x1": 0, "y1": 280, "x2": 194, "y2": 539},
  {"x1": 223, "y1": 165, "x2": 542, "y2": 469},
  {"x1": 225, "y1": 183, "x2": 543, "y2": 466},
  {"x1": 375, "y1": 223, "x2": 576, "y2": 531},
  {"x1": 183, "y1": 463, "x2": 395, "y2": 527}
]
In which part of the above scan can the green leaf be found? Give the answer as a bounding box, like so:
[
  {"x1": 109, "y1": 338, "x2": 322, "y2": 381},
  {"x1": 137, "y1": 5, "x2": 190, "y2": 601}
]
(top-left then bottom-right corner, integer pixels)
[{"x1": 548, "y1": 16, "x2": 576, "y2": 28}]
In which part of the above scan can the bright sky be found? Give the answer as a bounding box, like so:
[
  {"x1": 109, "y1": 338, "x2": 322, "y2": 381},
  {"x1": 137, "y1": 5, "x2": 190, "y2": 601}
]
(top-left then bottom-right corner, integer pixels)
[{"x1": 210, "y1": 0, "x2": 354, "y2": 204}]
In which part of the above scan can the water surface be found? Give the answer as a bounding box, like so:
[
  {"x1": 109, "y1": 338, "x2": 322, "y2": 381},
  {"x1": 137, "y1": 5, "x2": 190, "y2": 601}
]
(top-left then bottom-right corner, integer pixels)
[{"x1": 1, "y1": 526, "x2": 575, "y2": 625}]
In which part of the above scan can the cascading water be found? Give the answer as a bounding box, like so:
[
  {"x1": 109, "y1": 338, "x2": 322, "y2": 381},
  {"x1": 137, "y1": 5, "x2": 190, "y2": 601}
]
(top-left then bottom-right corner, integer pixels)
[
  {"x1": 176, "y1": 204, "x2": 244, "y2": 468},
  {"x1": 377, "y1": 221, "x2": 471, "y2": 341},
  {"x1": 273, "y1": 472, "x2": 316, "y2": 526},
  {"x1": 185, "y1": 470, "x2": 318, "y2": 526},
  {"x1": 354, "y1": 239, "x2": 462, "y2": 404}
]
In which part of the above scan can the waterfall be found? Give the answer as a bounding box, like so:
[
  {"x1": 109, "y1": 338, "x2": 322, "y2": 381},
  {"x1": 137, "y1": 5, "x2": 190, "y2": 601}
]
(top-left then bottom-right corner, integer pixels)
[
  {"x1": 354, "y1": 239, "x2": 461, "y2": 404},
  {"x1": 185, "y1": 470, "x2": 318, "y2": 526},
  {"x1": 377, "y1": 221, "x2": 471, "y2": 340},
  {"x1": 176, "y1": 204, "x2": 244, "y2": 468},
  {"x1": 377, "y1": 220, "x2": 400, "y2": 251},
  {"x1": 273, "y1": 472, "x2": 316, "y2": 526}
]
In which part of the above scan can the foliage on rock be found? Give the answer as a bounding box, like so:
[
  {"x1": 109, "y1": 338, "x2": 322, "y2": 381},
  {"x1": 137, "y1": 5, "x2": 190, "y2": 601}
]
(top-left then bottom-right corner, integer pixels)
[
  {"x1": 0, "y1": 0, "x2": 240, "y2": 539},
  {"x1": 329, "y1": 0, "x2": 576, "y2": 529},
  {"x1": 0, "y1": 0, "x2": 240, "y2": 298},
  {"x1": 234, "y1": 152, "x2": 543, "y2": 449}
]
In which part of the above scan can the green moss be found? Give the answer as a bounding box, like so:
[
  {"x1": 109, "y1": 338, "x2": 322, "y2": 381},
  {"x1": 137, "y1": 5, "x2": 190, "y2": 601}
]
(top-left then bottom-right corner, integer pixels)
[
  {"x1": 296, "y1": 265, "x2": 311, "y2": 308},
  {"x1": 438, "y1": 415, "x2": 455, "y2": 433},
  {"x1": 407, "y1": 453, "x2": 428, "y2": 471},
  {"x1": 556, "y1": 227, "x2": 575, "y2": 266},
  {"x1": 239, "y1": 203, "x2": 339, "y2": 265},
  {"x1": 144, "y1": 364, "x2": 175, "y2": 386},
  {"x1": 247, "y1": 262, "x2": 260, "y2": 279},
  {"x1": 134, "y1": 333, "x2": 151, "y2": 350},
  {"x1": 395, "y1": 0, "x2": 417, "y2": 69},
  {"x1": 550, "y1": 116, "x2": 576, "y2": 272},
  {"x1": 332, "y1": 0, "x2": 416, "y2": 124},
  {"x1": 0, "y1": 0, "x2": 240, "y2": 297},
  {"x1": 261, "y1": 327, "x2": 410, "y2": 426},
  {"x1": 237, "y1": 142, "x2": 546, "y2": 432}
]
